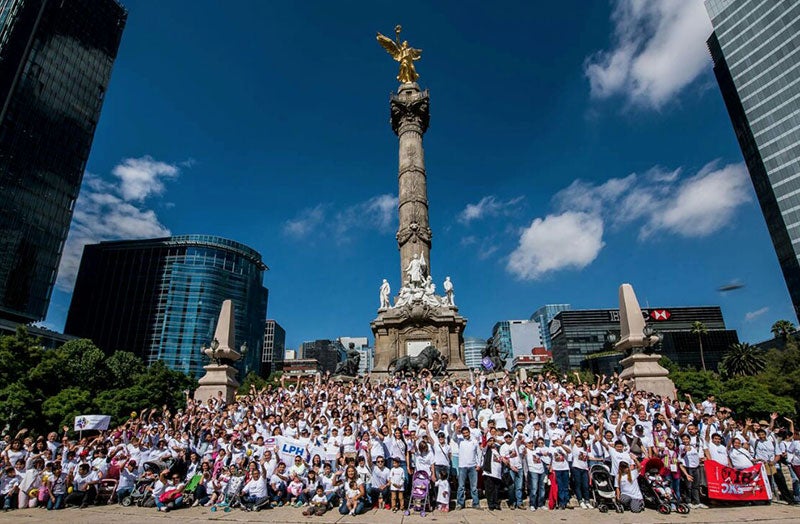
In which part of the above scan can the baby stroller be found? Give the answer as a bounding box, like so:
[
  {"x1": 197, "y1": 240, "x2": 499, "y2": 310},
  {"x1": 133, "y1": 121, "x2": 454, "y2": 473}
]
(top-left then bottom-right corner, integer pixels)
[
  {"x1": 120, "y1": 476, "x2": 156, "y2": 507},
  {"x1": 405, "y1": 470, "x2": 431, "y2": 517},
  {"x1": 638, "y1": 458, "x2": 690, "y2": 515},
  {"x1": 211, "y1": 473, "x2": 245, "y2": 512},
  {"x1": 589, "y1": 464, "x2": 622, "y2": 513}
]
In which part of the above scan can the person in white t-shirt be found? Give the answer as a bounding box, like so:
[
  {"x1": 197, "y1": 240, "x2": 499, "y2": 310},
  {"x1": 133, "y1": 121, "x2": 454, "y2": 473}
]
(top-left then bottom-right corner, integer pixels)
[
  {"x1": 435, "y1": 471, "x2": 450, "y2": 512},
  {"x1": 615, "y1": 461, "x2": 643, "y2": 513},
  {"x1": 240, "y1": 469, "x2": 269, "y2": 511}
]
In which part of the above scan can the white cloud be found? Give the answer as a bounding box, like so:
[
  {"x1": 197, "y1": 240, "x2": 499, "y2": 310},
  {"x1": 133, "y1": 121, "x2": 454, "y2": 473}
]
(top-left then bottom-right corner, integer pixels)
[
  {"x1": 112, "y1": 155, "x2": 179, "y2": 202},
  {"x1": 507, "y1": 212, "x2": 605, "y2": 280},
  {"x1": 57, "y1": 157, "x2": 181, "y2": 291},
  {"x1": 585, "y1": 0, "x2": 712, "y2": 108},
  {"x1": 641, "y1": 162, "x2": 750, "y2": 238},
  {"x1": 458, "y1": 195, "x2": 524, "y2": 224},
  {"x1": 745, "y1": 307, "x2": 769, "y2": 322},
  {"x1": 282, "y1": 205, "x2": 327, "y2": 238},
  {"x1": 283, "y1": 194, "x2": 399, "y2": 241},
  {"x1": 506, "y1": 161, "x2": 750, "y2": 280}
]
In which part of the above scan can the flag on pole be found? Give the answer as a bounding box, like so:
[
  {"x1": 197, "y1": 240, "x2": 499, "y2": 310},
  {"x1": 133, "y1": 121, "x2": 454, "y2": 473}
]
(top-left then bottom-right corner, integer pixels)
[{"x1": 74, "y1": 415, "x2": 111, "y2": 431}]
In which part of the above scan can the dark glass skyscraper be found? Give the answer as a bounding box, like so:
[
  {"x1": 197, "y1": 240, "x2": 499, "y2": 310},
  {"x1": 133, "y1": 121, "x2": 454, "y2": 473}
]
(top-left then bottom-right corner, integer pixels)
[
  {"x1": 706, "y1": 0, "x2": 800, "y2": 320},
  {"x1": 0, "y1": 0, "x2": 127, "y2": 323},
  {"x1": 65, "y1": 235, "x2": 269, "y2": 377}
]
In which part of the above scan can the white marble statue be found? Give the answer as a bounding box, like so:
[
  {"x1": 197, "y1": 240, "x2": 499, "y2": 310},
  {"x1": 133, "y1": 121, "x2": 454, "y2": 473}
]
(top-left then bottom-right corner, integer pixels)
[
  {"x1": 405, "y1": 254, "x2": 424, "y2": 287},
  {"x1": 379, "y1": 279, "x2": 391, "y2": 309},
  {"x1": 443, "y1": 276, "x2": 455, "y2": 306},
  {"x1": 395, "y1": 285, "x2": 412, "y2": 307}
]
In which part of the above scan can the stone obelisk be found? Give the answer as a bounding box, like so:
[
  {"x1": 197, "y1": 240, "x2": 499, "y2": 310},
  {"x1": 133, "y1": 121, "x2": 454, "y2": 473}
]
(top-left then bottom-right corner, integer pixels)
[
  {"x1": 194, "y1": 300, "x2": 243, "y2": 404},
  {"x1": 615, "y1": 283, "x2": 675, "y2": 399},
  {"x1": 371, "y1": 27, "x2": 468, "y2": 376}
]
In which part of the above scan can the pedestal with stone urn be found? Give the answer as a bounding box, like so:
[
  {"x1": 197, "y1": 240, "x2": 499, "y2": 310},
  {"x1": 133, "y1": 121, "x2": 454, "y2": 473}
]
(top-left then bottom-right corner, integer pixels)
[
  {"x1": 615, "y1": 284, "x2": 676, "y2": 399},
  {"x1": 194, "y1": 299, "x2": 245, "y2": 404}
]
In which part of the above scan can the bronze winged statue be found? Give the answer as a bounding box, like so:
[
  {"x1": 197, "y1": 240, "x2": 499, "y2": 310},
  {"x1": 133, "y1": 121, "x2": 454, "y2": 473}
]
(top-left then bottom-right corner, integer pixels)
[{"x1": 376, "y1": 25, "x2": 422, "y2": 83}]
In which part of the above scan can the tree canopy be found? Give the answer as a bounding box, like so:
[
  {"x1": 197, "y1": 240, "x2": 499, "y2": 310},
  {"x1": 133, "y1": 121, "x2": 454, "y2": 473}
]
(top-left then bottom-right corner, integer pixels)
[{"x1": 0, "y1": 327, "x2": 195, "y2": 436}]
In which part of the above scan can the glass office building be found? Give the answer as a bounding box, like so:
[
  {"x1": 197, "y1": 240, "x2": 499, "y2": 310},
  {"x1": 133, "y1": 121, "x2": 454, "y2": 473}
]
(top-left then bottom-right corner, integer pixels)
[
  {"x1": 262, "y1": 319, "x2": 286, "y2": 376},
  {"x1": 463, "y1": 336, "x2": 486, "y2": 369},
  {"x1": 65, "y1": 235, "x2": 268, "y2": 377},
  {"x1": 0, "y1": 0, "x2": 126, "y2": 323},
  {"x1": 706, "y1": 0, "x2": 800, "y2": 320},
  {"x1": 550, "y1": 306, "x2": 738, "y2": 371},
  {"x1": 531, "y1": 304, "x2": 571, "y2": 350}
]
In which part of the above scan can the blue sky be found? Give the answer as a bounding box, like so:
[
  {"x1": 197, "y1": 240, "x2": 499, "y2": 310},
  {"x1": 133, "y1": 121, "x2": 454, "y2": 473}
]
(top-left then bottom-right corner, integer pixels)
[{"x1": 44, "y1": 0, "x2": 793, "y2": 350}]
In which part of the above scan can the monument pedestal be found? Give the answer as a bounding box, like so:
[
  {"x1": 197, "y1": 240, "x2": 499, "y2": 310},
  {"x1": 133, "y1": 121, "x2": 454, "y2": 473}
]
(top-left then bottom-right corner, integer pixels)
[
  {"x1": 371, "y1": 304, "x2": 468, "y2": 376},
  {"x1": 194, "y1": 364, "x2": 240, "y2": 404},
  {"x1": 618, "y1": 353, "x2": 675, "y2": 399}
]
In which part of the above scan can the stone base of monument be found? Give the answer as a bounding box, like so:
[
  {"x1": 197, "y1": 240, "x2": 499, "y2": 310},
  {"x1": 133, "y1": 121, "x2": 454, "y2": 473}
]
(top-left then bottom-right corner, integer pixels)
[
  {"x1": 194, "y1": 364, "x2": 240, "y2": 404},
  {"x1": 371, "y1": 304, "x2": 469, "y2": 376},
  {"x1": 618, "y1": 353, "x2": 675, "y2": 399},
  {"x1": 329, "y1": 375, "x2": 361, "y2": 384}
]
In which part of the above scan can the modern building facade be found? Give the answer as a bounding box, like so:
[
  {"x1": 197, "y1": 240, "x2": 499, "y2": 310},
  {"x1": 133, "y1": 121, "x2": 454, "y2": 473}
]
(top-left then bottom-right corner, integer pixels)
[
  {"x1": 511, "y1": 348, "x2": 552, "y2": 374},
  {"x1": 300, "y1": 339, "x2": 343, "y2": 374},
  {"x1": 706, "y1": 0, "x2": 800, "y2": 321},
  {"x1": 531, "y1": 304, "x2": 571, "y2": 350},
  {"x1": 65, "y1": 235, "x2": 268, "y2": 377},
  {"x1": 0, "y1": 318, "x2": 76, "y2": 349},
  {"x1": 0, "y1": 0, "x2": 127, "y2": 323},
  {"x1": 262, "y1": 320, "x2": 286, "y2": 377},
  {"x1": 550, "y1": 306, "x2": 738, "y2": 371},
  {"x1": 491, "y1": 320, "x2": 542, "y2": 369},
  {"x1": 463, "y1": 336, "x2": 486, "y2": 370}
]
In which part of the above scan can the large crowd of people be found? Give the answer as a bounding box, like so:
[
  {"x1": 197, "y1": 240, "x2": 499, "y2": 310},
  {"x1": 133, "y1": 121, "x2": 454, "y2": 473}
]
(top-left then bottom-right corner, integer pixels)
[{"x1": 1, "y1": 369, "x2": 799, "y2": 516}]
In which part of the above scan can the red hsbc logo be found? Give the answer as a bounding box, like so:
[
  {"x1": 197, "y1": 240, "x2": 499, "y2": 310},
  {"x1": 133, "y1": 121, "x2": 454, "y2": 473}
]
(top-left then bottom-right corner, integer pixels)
[{"x1": 650, "y1": 309, "x2": 671, "y2": 321}]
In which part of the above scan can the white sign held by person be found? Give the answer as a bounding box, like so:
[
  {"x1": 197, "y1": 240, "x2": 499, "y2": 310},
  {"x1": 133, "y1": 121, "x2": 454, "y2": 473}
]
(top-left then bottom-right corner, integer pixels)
[
  {"x1": 276, "y1": 436, "x2": 308, "y2": 464},
  {"x1": 74, "y1": 415, "x2": 111, "y2": 431}
]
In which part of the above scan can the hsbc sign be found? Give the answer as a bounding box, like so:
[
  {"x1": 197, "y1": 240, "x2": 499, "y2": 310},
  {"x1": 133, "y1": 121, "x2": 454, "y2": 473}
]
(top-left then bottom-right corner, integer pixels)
[{"x1": 650, "y1": 309, "x2": 671, "y2": 321}]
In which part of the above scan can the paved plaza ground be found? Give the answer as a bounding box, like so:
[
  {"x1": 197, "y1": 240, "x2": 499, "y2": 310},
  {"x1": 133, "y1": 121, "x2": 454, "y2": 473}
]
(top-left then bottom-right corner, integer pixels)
[{"x1": 0, "y1": 503, "x2": 797, "y2": 524}]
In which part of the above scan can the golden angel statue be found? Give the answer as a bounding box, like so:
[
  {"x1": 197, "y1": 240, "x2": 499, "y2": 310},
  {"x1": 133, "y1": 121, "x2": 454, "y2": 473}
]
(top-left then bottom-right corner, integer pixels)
[{"x1": 376, "y1": 25, "x2": 422, "y2": 84}]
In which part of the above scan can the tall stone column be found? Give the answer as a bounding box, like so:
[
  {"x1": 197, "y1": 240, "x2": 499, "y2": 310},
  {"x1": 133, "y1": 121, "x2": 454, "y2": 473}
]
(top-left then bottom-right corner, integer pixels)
[{"x1": 391, "y1": 82, "x2": 432, "y2": 285}]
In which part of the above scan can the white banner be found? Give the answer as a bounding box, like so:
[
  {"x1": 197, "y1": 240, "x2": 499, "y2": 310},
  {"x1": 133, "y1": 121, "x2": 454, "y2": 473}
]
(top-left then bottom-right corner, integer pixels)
[
  {"x1": 74, "y1": 415, "x2": 111, "y2": 431},
  {"x1": 275, "y1": 436, "x2": 308, "y2": 465}
]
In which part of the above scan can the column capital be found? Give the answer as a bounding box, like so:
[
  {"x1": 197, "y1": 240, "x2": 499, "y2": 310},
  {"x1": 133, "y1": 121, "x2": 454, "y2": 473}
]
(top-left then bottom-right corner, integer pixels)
[{"x1": 390, "y1": 87, "x2": 430, "y2": 135}]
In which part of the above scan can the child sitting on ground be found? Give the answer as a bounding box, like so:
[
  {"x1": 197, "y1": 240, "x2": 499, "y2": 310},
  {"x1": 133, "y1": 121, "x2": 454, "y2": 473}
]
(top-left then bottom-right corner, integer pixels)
[
  {"x1": 435, "y1": 471, "x2": 450, "y2": 512},
  {"x1": 287, "y1": 473, "x2": 305, "y2": 507},
  {"x1": 345, "y1": 480, "x2": 361, "y2": 515},
  {"x1": 389, "y1": 457, "x2": 405, "y2": 513},
  {"x1": 302, "y1": 486, "x2": 328, "y2": 517}
]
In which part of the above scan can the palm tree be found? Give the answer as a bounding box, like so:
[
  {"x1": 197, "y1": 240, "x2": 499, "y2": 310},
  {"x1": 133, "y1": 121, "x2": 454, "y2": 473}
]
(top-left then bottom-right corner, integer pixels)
[
  {"x1": 721, "y1": 343, "x2": 766, "y2": 377},
  {"x1": 691, "y1": 321, "x2": 708, "y2": 372},
  {"x1": 770, "y1": 319, "x2": 796, "y2": 340}
]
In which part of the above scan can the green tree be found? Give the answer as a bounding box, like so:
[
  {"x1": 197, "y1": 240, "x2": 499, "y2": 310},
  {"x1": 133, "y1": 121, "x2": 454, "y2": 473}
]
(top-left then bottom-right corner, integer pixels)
[
  {"x1": 238, "y1": 371, "x2": 267, "y2": 394},
  {"x1": 770, "y1": 319, "x2": 796, "y2": 340},
  {"x1": 720, "y1": 343, "x2": 766, "y2": 378},
  {"x1": 691, "y1": 321, "x2": 708, "y2": 372},
  {"x1": 0, "y1": 381, "x2": 38, "y2": 432},
  {"x1": 540, "y1": 360, "x2": 562, "y2": 378},
  {"x1": 41, "y1": 387, "x2": 93, "y2": 430},
  {"x1": 105, "y1": 350, "x2": 146, "y2": 388},
  {"x1": 659, "y1": 355, "x2": 680, "y2": 374},
  {"x1": 59, "y1": 339, "x2": 109, "y2": 392},
  {"x1": 719, "y1": 376, "x2": 796, "y2": 419},
  {"x1": 0, "y1": 327, "x2": 44, "y2": 386},
  {"x1": 672, "y1": 370, "x2": 723, "y2": 400}
]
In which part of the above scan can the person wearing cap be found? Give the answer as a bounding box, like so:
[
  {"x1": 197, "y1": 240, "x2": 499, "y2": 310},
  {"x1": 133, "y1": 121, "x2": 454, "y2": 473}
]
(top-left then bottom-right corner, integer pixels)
[
  {"x1": 500, "y1": 432, "x2": 523, "y2": 509},
  {"x1": 454, "y1": 426, "x2": 480, "y2": 509}
]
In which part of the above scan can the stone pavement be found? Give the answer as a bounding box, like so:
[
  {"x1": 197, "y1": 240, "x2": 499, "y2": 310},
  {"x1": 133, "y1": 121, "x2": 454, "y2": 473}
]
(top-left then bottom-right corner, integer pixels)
[{"x1": 0, "y1": 503, "x2": 797, "y2": 524}]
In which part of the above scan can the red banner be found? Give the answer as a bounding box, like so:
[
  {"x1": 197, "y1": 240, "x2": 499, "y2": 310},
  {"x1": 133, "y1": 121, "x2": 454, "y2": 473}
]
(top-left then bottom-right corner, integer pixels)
[{"x1": 703, "y1": 460, "x2": 773, "y2": 501}]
